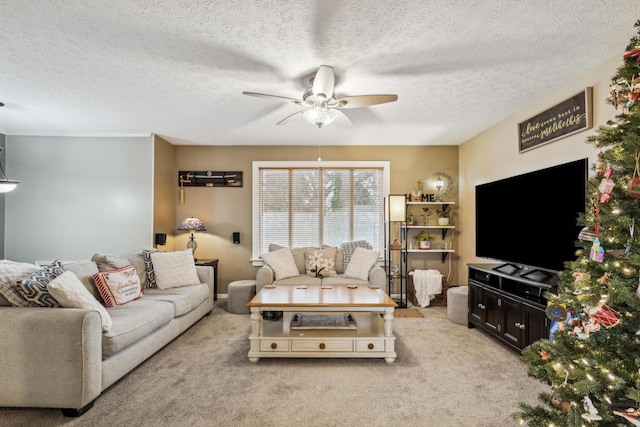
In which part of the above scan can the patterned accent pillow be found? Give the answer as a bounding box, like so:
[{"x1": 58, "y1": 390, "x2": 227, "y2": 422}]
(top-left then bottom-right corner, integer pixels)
[
  {"x1": 142, "y1": 249, "x2": 158, "y2": 288},
  {"x1": 305, "y1": 247, "x2": 338, "y2": 277},
  {"x1": 340, "y1": 240, "x2": 372, "y2": 268},
  {"x1": 0, "y1": 260, "x2": 41, "y2": 307},
  {"x1": 93, "y1": 265, "x2": 143, "y2": 307},
  {"x1": 17, "y1": 260, "x2": 65, "y2": 307}
]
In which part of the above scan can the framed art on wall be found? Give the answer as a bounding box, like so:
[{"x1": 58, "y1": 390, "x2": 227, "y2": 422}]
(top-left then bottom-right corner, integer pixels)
[{"x1": 518, "y1": 87, "x2": 593, "y2": 153}]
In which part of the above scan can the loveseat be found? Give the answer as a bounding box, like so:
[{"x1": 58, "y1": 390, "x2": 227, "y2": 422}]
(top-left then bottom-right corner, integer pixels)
[
  {"x1": 0, "y1": 248, "x2": 214, "y2": 416},
  {"x1": 256, "y1": 242, "x2": 386, "y2": 292}
]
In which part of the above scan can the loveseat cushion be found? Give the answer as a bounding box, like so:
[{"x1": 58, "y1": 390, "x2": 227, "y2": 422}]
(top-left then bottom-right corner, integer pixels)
[
  {"x1": 144, "y1": 284, "x2": 209, "y2": 317},
  {"x1": 102, "y1": 299, "x2": 174, "y2": 358}
]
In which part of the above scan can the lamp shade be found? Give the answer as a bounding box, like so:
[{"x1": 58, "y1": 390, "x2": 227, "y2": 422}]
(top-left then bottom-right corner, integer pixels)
[
  {"x1": 178, "y1": 217, "x2": 206, "y2": 231},
  {"x1": 387, "y1": 194, "x2": 406, "y2": 222},
  {"x1": 0, "y1": 180, "x2": 19, "y2": 193}
]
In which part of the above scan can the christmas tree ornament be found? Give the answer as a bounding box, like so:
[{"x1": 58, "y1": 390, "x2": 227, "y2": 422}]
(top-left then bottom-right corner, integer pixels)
[
  {"x1": 628, "y1": 153, "x2": 640, "y2": 199},
  {"x1": 589, "y1": 237, "x2": 605, "y2": 262},
  {"x1": 595, "y1": 152, "x2": 607, "y2": 175},
  {"x1": 589, "y1": 303, "x2": 621, "y2": 328},
  {"x1": 581, "y1": 395, "x2": 603, "y2": 421},
  {"x1": 598, "y1": 272, "x2": 611, "y2": 285},
  {"x1": 539, "y1": 349, "x2": 550, "y2": 360},
  {"x1": 614, "y1": 409, "x2": 640, "y2": 426},
  {"x1": 545, "y1": 302, "x2": 567, "y2": 321},
  {"x1": 578, "y1": 226, "x2": 597, "y2": 242},
  {"x1": 598, "y1": 169, "x2": 615, "y2": 203},
  {"x1": 627, "y1": 220, "x2": 635, "y2": 253},
  {"x1": 635, "y1": 273, "x2": 640, "y2": 298}
]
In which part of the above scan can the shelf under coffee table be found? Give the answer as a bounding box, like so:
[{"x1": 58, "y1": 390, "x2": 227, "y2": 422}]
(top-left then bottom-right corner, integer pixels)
[{"x1": 247, "y1": 285, "x2": 398, "y2": 363}]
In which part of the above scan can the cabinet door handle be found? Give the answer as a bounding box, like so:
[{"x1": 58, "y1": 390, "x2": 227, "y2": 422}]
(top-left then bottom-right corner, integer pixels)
[
  {"x1": 319, "y1": 343, "x2": 326, "y2": 350},
  {"x1": 515, "y1": 322, "x2": 521, "y2": 328},
  {"x1": 368, "y1": 343, "x2": 374, "y2": 350},
  {"x1": 515, "y1": 322, "x2": 526, "y2": 330},
  {"x1": 271, "y1": 342, "x2": 277, "y2": 349}
]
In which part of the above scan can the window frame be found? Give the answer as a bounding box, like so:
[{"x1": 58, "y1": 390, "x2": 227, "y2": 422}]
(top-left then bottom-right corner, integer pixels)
[{"x1": 251, "y1": 161, "x2": 390, "y2": 265}]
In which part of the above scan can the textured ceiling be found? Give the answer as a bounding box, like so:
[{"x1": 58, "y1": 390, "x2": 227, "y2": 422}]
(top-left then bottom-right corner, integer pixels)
[{"x1": 0, "y1": 0, "x2": 638, "y2": 146}]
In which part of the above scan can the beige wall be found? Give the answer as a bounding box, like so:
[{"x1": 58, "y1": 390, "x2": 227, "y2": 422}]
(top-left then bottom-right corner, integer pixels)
[
  {"x1": 169, "y1": 145, "x2": 458, "y2": 294},
  {"x1": 458, "y1": 56, "x2": 622, "y2": 283},
  {"x1": 153, "y1": 135, "x2": 176, "y2": 250}
]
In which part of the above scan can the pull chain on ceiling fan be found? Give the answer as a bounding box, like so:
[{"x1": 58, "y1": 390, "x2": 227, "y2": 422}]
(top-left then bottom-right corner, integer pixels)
[{"x1": 243, "y1": 65, "x2": 398, "y2": 128}]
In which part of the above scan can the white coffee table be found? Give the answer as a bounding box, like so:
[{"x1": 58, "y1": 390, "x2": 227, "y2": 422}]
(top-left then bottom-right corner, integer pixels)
[{"x1": 247, "y1": 285, "x2": 397, "y2": 363}]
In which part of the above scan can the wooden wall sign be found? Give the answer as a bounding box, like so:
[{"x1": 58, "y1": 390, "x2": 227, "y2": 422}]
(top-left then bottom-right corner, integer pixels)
[
  {"x1": 518, "y1": 87, "x2": 593, "y2": 153},
  {"x1": 178, "y1": 171, "x2": 243, "y2": 187}
]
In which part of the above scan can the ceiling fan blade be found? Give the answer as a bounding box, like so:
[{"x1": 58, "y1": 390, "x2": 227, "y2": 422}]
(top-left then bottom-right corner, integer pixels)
[
  {"x1": 337, "y1": 94, "x2": 398, "y2": 109},
  {"x1": 312, "y1": 65, "x2": 335, "y2": 99},
  {"x1": 334, "y1": 109, "x2": 354, "y2": 127},
  {"x1": 276, "y1": 110, "x2": 305, "y2": 125},
  {"x1": 242, "y1": 92, "x2": 302, "y2": 105}
]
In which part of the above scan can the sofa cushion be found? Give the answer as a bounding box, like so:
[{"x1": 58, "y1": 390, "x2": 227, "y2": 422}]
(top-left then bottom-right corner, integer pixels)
[
  {"x1": 48, "y1": 271, "x2": 113, "y2": 332},
  {"x1": 91, "y1": 253, "x2": 131, "y2": 272},
  {"x1": 144, "y1": 284, "x2": 209, "y2": 317},
  {"x1": 150, "y1": 249, "x2": 200, "y2": 289},
  {"x1": 122, "y1": 250, "x2": 153, "y2": 288},
  {"x1": 340, "y1": 240, "x2": 373, "y2": 269},
  {"x1": 262, "y1": 248, "x2": 300, "y2": 280},
  {"x1": 17, "y1": 260, "x2": 65, "y2": 307},
  {"x1": 0, "y1": 260, "x2": 40, "y2": 307},
  {"x1": 343, "y1": 247, "x2": 381, "y2": 281},
  {"x1": 63, "y1": 260, "x2": 101, "y2": 302},
  {"x1": 269, "y1": 244, "x2": 306, "y2": 274},
  {"x1": 102, "y1": 299, "x2": 174, "y2": 357},
  {"x1": 305, "y1": 247, "x2": 338, "y2": 277},
  {"x1": 93, "y1": 265, "x2": 144, "y2": 307}
]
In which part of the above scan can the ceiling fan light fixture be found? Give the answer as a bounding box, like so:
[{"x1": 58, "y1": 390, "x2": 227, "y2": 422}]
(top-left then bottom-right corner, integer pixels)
[{"x1": 303, "y1": 107, "x2": 337, "y2": 128}]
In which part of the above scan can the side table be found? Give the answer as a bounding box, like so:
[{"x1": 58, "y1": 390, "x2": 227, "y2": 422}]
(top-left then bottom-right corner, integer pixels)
[{"x1": 195, "y1": 259, "x2": 218, "y2": 301}]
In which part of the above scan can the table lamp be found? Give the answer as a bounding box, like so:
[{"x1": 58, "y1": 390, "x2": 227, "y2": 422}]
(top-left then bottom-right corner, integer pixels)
[{"x1": 178, "y1": 217, "x2": 206, "y2": 261}]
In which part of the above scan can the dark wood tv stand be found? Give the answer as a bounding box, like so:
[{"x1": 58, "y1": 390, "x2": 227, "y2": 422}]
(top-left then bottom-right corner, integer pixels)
[{"x1": 467, "y1": 263, "x2": 558, "y2": 353}]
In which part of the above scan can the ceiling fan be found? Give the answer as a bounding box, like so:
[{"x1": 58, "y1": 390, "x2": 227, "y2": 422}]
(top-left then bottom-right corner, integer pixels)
[{"x1": 242, "y1": 65, "x2": 398, "y2": 128}]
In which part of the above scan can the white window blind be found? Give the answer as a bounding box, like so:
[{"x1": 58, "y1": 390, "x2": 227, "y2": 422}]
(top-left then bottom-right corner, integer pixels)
[{"x1": 255, "y1": 164, "x2": 385, "y2": 258}]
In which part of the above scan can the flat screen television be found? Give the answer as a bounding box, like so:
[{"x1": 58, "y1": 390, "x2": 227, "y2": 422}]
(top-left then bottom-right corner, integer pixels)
[{"x1": 475, "y1": 158, "x2": 588, "y2": 277}]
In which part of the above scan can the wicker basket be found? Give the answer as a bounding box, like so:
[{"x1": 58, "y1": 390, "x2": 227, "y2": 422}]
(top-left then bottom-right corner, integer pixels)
[{"x1": 408, "y1": 272, "x2": 447, "y2": 307}]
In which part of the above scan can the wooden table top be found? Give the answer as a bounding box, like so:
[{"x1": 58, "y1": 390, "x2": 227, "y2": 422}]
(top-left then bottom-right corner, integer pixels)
[{"x1": 248, "y1": 285, "x2": 397, "y2": 308}]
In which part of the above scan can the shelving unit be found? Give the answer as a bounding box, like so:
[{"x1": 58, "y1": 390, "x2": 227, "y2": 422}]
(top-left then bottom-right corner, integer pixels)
[{"x1": 384, "y1": 195, "x2": 456, "y2": 308}]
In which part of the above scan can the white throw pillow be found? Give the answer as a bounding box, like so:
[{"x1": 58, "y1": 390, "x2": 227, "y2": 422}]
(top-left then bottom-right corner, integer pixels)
[
  {"x1": 49, "y1": 271, "x2": 113, "y2": 332},
  {"x1": 150, "y1": 249, "x2": 201, "y2": 289},
  {"x1": 343, "y1": 247, "x2": 380, "y2": 281},
  {"x1": 261, "y1": 248, "x2": 300, "y2": 280}
]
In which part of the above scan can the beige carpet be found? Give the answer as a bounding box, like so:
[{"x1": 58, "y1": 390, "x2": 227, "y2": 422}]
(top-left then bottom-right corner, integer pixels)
[{"x1": 0, "y1": 300, "x2": 547, "y2": 427}]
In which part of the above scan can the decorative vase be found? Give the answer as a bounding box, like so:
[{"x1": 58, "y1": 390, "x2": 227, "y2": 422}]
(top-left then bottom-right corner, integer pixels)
[{"x1": 438, "y1": 217, "x2": 449, "y2": 226}]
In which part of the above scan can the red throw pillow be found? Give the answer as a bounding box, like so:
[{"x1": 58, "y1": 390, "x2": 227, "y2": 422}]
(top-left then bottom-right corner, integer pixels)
[{"x1": 93, "y1": 265, "x2": 143, "y2": 307}]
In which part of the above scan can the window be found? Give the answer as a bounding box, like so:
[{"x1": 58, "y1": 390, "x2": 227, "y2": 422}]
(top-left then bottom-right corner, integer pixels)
[{"x1": 252, "y1": 161, "x2": 390, "y2": 263}]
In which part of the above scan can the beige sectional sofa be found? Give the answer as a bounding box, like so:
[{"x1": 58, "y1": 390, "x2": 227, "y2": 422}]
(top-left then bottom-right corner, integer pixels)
[
  {"x1": 0, "y1": 250, "x2": 214, "y2": 416},
  {"x1": 256, "y1": 242, "x2": 386, "y2": 292}
]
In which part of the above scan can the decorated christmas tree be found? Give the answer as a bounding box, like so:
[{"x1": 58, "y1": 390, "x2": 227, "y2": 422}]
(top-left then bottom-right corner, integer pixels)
[{"x1": 515, "y1": 21, "x2": 640, "y2": 426}]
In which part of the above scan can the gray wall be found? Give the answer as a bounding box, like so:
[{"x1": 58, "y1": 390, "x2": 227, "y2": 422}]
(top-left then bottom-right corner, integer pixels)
[{"x1": 4, "y1": 135, "x2": 154, "y2": 263}]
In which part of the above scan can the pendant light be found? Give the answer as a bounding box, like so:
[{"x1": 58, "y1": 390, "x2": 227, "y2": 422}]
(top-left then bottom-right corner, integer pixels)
[{"x1": 0, "y1": 146, "x2": 19, "y2": 193}]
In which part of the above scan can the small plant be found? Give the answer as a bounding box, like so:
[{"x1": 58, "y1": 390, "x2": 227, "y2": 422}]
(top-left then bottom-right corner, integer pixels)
[
  {"x1": 436, "y1": 204, "x2": 451, "y2": 218},
  {"x1": 414, "y1": 231, "x2": 436, "y2": 243}
]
